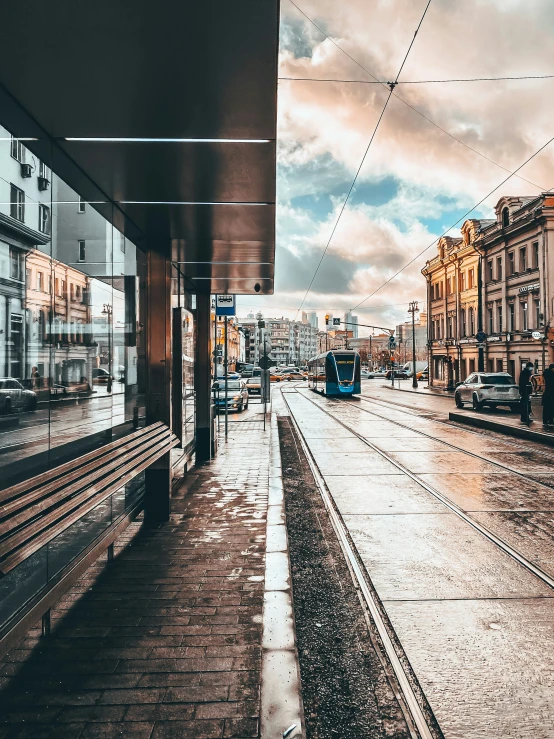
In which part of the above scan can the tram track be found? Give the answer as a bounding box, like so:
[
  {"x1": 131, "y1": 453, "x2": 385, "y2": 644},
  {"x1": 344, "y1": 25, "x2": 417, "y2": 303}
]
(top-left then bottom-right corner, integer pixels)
[
  {"x1": 286, "y1": 387, "x2": 554, "y2": 592},
  {"x1": 281, "y1": 387, "x2": 438, "y2": 739},
  {"x1": 358, "y1": 391, "x2": 554, "y2": 473}
]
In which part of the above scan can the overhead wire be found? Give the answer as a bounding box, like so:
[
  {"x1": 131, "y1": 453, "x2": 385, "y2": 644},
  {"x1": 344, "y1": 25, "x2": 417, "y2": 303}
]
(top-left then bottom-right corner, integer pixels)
[
  {"x1": 293, "y1": 0, "x2": 432, "y2": 318},
  {"x1": 351, "y1": 133, "x2": 554, "y2": 310},
  {"x1": 285, "y1": 0, "x2": 548, "y2": 192},
  {"x1": 279, "y1": 74, "x2": 554, "y2": 84}
]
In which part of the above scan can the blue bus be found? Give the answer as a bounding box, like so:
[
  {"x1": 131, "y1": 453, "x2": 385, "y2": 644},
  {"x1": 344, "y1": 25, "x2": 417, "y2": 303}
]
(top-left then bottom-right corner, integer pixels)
[{"x1": 308, "y1": 350, "x2": 361, "y2": 396}]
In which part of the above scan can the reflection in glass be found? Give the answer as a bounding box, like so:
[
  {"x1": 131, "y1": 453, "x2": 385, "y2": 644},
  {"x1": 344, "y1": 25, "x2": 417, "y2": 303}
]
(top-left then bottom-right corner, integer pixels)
[{"x1": 0, "y1": 124, "x2": 147, "y2": 486}]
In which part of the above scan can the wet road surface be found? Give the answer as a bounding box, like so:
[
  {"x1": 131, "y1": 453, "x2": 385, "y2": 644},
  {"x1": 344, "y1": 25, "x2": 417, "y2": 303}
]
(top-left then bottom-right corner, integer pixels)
[{"x1": 282, "y1": 386, "x2": 554, "y2": 739}]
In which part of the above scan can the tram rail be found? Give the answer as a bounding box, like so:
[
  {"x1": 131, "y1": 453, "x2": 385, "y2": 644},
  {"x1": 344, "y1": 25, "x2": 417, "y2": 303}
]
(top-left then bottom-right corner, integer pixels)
[
  {"x1": 287, "y1": 386, "x2": 554, "y2": 593},
  {"x1": 281, "y1": 386, "x2": 438, "y2": 739}
]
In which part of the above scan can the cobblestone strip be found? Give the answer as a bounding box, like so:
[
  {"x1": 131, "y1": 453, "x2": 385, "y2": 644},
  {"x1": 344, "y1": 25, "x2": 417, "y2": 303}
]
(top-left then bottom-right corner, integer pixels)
[{"x1": 260, "y1": 411, "x2": 305, "y2": 739}]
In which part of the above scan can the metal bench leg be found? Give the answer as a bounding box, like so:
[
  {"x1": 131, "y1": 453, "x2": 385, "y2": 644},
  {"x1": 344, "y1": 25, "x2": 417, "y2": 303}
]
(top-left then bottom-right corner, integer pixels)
[
  {"x1": 41, "y1": 610, "x2": 51, "y2": 638},
  {"x1": 107, "y1": 543, "x2": 115, "y2": 562}
]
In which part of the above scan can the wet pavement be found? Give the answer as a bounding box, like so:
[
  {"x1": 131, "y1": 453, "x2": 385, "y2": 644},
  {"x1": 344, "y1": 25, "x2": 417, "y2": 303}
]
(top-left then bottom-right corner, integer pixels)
[
  {"x1": 282, "y1": 386, "x2": 554, "y2": 738},
  {"x1": 0, "y1": 401, "x2": 303, "y2": 739}
]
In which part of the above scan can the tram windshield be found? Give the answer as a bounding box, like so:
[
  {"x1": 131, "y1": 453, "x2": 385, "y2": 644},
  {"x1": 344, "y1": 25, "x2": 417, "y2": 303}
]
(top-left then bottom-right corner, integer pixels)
[{"x1": 334, "y1": 354, "x2": 355, "y2": 381}]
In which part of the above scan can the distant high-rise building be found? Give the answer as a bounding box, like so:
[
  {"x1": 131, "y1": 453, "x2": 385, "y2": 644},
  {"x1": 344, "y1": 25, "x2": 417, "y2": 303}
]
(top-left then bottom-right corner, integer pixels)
[
  {"x1": 344, "y1": 311, "x2": 359, "y2": 338},
  {"x1": 306, "y1": 311, "x2": 318, "y2": 329}
]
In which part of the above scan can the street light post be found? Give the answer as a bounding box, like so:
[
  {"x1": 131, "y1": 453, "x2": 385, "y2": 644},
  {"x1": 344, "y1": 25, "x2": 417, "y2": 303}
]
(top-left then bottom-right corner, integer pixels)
[{"x1": 408, "y1": 301, "x2": 419, "y2": 389}]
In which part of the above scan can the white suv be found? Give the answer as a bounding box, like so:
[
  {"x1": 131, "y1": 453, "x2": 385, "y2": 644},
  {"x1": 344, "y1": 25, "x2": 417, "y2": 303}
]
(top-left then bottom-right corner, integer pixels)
[{"x1": 455, "y1": 372, "x2": 520, "y2": 411}]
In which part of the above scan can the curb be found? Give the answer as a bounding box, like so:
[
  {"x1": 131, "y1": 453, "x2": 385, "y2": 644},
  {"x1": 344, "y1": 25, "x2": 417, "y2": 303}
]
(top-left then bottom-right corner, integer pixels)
[
  {"x1": 449, "y1": 411, "x2": 554, "y2": 447},
  {"x1": 260, "y1": 411, "x2": 305, "y2": 739}
]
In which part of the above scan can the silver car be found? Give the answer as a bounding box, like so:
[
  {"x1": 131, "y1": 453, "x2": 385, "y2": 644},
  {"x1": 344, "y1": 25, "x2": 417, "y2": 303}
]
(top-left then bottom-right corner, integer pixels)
[
  {"x1": 0, "y1": 378, "x2": 37, "y2": 413},
  {"x1": 212, "y1": 379, "x2": 249, "y2": 412},
  {"x1": 455, "y1": 372, "x2": 520, "y2": 411}
]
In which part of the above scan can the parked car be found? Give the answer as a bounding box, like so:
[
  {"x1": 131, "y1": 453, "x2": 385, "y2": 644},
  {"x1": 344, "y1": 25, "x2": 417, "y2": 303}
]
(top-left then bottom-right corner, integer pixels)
[
  {"x1": 283, "y1": 372, "x2": 307, "y2": 381},
  {"x1": 0, "y1": 378, "x2": 37, "y2": 413},
  {"x1": 245, "y1": 377, "x2": 261, "y2": 395},
  {"x1": 454, "y1": 372, "x2": 520, "y2": 411},
  {"x1": 417, "y1": 369, "x2": 429, "y2": 381},
  {"x1": 364, "y1": 369, "x2": 388, "y2": 379},
  {"x1": 270, "y1": 372, "x2": 283, "y2": 382},
  {"x1": 92, "y1": 368, "x2": 112, "y2": 384},
  {"x1": 385, "y1": 369, "x2": 409, "y2": 379},
  {"x1": 212, "y1": 379, "x2": 249, "y2": 412}
]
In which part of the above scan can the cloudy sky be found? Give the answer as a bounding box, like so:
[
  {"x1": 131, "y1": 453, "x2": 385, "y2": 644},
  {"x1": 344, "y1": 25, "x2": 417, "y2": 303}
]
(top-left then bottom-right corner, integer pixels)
[{"x1": 237, "y1": 0, "x2": 554, "y2": 332}]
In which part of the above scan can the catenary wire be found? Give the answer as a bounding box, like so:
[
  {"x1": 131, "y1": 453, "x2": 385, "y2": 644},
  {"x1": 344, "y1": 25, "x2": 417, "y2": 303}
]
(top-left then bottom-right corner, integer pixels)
[
  {"x1": 351, "y1": 133, "x2": 554, "y2": 310},
  {"x1": 294, "y1": 0, "x2": 432, "y2": 318},
  {"x1": 285, "y1": 0, "x2": 548, "y2": 192},
  {"x1": 279, "y1": 74, "x2": 554, "y2": 84}
]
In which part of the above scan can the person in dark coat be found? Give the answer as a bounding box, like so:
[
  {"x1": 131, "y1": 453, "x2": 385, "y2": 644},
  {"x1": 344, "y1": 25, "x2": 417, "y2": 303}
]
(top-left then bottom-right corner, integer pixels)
[
  {"x1": 519, "y1": 362, "x2": 534, "y2": 424},
  {"x1": 542, "y1": 363, "x2": 554, "y2": 428}
]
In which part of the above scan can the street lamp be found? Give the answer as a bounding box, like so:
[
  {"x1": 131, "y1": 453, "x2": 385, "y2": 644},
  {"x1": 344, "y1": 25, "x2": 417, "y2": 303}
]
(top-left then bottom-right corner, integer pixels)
[
  {"x1": 408, "y1": 301, "x2": 419, "y2": 389},
  {"x1": 101, "y1": 303, "x2": 112, "y2": 393}
]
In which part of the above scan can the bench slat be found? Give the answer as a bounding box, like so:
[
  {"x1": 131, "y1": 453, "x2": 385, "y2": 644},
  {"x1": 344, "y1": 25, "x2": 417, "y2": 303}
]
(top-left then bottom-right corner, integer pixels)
[
  {"x1": 0, "y1": 425, "x2": 168, "y2": 531},
  {"x1": 0, "y1": 432, "x2": 179, "y2": 575},
  {"x1": 0, "y1": 422, "x2": 165, "y2": 504}
]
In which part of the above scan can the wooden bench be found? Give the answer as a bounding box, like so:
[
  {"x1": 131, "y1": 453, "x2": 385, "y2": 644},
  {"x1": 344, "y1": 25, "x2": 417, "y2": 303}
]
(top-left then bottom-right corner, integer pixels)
[{"x1": 0, "y1": 422, "x2": 179, "y2": 654}]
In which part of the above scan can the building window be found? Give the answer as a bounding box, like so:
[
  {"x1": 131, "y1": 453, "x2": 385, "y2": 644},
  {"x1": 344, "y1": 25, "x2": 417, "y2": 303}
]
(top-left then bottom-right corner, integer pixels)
[
  {"x1": 10, "y1": 136, "x2": 24, "y2": 162},
  {"x1": 533, "y1": 242, "x2": 539, "y2": 269},
  {"x1": 502, "y1": 207, "x2": 509, "y2": 228},
  {"x1": 459, "y1": 271, "x2": 466, "y2": 291},
  {"x1": 488, "y1": 308, "x2": 493, "y2": 334},
  {"x1": 508, "y1": 252, "x2": 515, "y2": 276},
  {"x1": 48, "y1": 275, "x2": 52, "y2": 294},
  {"x1": 61, "y1": 279, "x2": 67, "y2": 297},
  {"x1": 469, "y1": 307, "x2": 475, "y2": 335},
  {"x1": 509, "y1": 303, "x2": 515, "y2": 331},
  {"x1": 78, "y1": 197, "x2": 86, "y2": 214},
  {"x1": 535, "y1": 300, "x2": 541, "y2": 328},
  {"x1": 496, "y1": 256, "x2": 502, "y2": 281},
  {"x1": 10, "y1": 184, "x2": 25, "y2": 222},
  {"x1": 521, "y1": 301, "x2": 528, "y2": 331},
  {"x1": 461, "y1": 309, "x2": 467, "y2": 337},
  {"x1": 37, "y1": 272, "x2": 43, "y2": 292},
  {"x1": 447, "y1": 316, "x2": 453, "y2": 338},
  {"x1": 38, "y1": 204, "x2": 50, "y2": 234},
  {"x1": 520, "y1": 247, "x2": 527, "y2": 272},
  {"x1": 468, "y1": 269, "x2": 474, "y2": 289},
  {"x1": 78, "y1": 240, "x2": 86, "y2": 262},
  {"x1": 55, "y1": 277, "x2": 60, "y2": 296},
  {"x1": 486, "y1": 260, "x2": 493, "y2": 282},
  {"x1": 76, "y1": 285, "x2": 81, "y2": 300},
  {"x1": 497, "y1": 305, "x2": 503, "y2": 333},
  {"x1": 9, "y1": 247, "x2": 24, "y2": 281},
  {"x1": 70, "y1": 283, "x2": 74, "y2": 300},
  {"x1": 39, "y1": 161, "x2": 48, "y2": 178}
]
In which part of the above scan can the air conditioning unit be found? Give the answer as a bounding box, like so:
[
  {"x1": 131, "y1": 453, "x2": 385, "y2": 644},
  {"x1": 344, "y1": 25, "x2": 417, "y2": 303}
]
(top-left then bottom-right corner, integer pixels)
[
  {"x1": 20, "y1": 163, "x2": 32, "y2": 178},
  {"x1": 38, "y1": 176, "x2": 50, "y2": 191}
]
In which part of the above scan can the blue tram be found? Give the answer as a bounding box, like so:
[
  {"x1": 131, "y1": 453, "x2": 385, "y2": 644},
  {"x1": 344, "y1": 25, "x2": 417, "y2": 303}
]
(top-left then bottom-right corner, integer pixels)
[{"x1": 307, "y1": 350, "x2": 361, "y2": 396}]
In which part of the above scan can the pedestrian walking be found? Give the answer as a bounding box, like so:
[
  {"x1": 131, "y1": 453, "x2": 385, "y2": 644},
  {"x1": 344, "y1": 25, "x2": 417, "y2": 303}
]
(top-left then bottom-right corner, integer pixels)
[
  {"x1": 519, "y1": 362, "x2": 534, "y2": 425},
  {"x1": 542, "y1": 363, "x2": 554, "y2": 428}
]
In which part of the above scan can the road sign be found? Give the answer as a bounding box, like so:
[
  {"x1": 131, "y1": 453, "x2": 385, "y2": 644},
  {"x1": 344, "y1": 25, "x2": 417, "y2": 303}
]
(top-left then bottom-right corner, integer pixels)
[
  {"x1": 258, "y1": 356, "x2": 273, "y2": 370},
  {"x1": 532, "y1": 331, "x2": 542, "y2": 340},
  {"x1": 333, "y1": 317, "x2": 341, "y2": 326},
  {"x1": 215, "y1": 294, "x2": 236, "y2": 316},
  {"x1": 476, "y1": 330, "x2": 487, "y2": 343}
]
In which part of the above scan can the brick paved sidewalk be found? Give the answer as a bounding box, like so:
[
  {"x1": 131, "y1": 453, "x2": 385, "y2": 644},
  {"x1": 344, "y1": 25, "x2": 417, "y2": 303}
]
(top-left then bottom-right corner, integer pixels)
[{"x1": 0, "y1": 418, "x2": 279, "y2": 739}]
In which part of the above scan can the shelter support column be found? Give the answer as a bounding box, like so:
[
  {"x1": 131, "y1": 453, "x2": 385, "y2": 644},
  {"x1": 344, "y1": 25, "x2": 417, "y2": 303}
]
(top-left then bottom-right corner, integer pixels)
[
  {"x1": 145, "y1": 249, "x2": 172, "y2": 523},
  {"x1": 195, "y1": 292, "x2": 213, "y2": 462}
]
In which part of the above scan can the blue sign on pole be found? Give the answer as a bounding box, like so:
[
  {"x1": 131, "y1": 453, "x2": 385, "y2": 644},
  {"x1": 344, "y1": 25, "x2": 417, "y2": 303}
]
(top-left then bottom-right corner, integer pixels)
[{"x1": 215, "y1": 294, "x2": 236, "y2": 316}]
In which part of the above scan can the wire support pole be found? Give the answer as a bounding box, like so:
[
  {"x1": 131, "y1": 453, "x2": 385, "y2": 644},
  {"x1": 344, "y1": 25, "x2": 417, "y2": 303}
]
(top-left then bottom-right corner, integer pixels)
[{"x1": 408, "y1": 301, "x2": 419, "y2": 388}]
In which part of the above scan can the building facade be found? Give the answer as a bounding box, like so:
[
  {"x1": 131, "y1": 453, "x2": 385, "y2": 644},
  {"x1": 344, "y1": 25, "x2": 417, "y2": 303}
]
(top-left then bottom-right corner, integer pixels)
[
  {"x1": 395, "y1": 313, "x2": 428, "y2": 365},
  {"x1": 422, "y1": 195, "x2": 554, "y2": 387}
]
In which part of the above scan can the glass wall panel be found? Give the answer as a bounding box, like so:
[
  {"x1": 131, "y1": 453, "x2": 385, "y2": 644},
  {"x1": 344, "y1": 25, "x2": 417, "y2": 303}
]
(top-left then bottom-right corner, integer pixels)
[
  {"x1": 0, "y1": 125, "x2": 147, "y2": 488},
  {"x1": 0, "y1": 127, "x2": 54, "y2": 480}
]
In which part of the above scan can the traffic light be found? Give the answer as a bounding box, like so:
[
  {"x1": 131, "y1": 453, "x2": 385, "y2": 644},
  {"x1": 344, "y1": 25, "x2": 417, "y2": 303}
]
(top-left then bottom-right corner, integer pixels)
[{"x1": 325, "y1": 314, "x2": 330, "y2": 326}]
